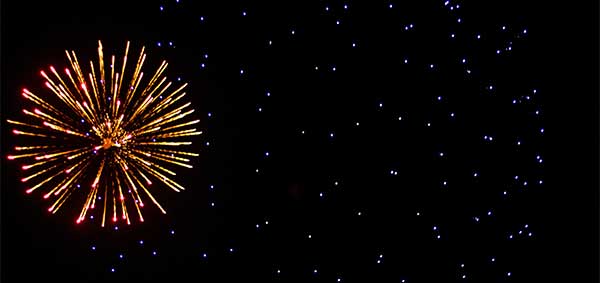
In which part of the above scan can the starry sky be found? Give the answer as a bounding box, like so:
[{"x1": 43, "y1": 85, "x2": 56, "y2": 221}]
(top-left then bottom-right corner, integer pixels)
[{"x1": 1, "y1": 0, "x2": 598, "y2": 282}]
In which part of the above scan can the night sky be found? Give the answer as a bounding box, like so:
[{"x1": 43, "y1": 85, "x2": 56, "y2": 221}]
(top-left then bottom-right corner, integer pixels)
[{"x1": 1, "y1": 1, "x2": 598, "y2": 282}]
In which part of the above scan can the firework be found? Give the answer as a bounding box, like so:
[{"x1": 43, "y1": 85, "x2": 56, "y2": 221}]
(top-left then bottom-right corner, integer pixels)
[{"x1": 7, "y1": 41, "x2": 201, "y2": 227}]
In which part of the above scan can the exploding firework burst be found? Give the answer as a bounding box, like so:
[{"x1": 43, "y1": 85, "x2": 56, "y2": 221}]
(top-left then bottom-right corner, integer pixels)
[{"x1": 7, "y1": 40, "x2": 201, "y2": 227}]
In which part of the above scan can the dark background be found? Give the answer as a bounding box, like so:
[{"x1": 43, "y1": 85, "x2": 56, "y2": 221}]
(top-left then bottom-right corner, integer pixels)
[{"x1": 1, "y1": 0, "x2": 598, "y2": 282}]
